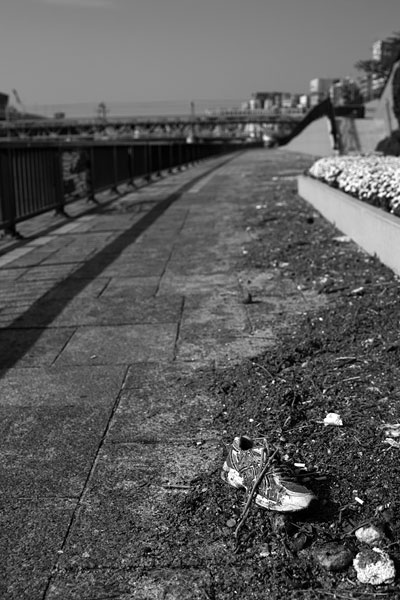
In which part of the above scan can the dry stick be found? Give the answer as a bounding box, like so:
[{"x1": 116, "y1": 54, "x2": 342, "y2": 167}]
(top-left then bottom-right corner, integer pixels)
[{"x1": 234, "y1": 446, "x2": 279, "y2": 540}]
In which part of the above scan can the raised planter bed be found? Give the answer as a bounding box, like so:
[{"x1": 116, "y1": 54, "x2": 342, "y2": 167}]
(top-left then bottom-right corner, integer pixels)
[{"x1": 298, "y1": 174, "x2": 400, "y2": 276}]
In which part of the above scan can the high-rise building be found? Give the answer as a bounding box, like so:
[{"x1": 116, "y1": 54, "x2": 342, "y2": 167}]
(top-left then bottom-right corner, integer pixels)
[{"x1": 372, "y1": 39, "x2": 394, "y2": 63}]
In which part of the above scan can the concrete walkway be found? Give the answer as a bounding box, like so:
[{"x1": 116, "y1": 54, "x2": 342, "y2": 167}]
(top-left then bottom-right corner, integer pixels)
[{"x1": 2, "y1": 148, "x2": 317, "y2": 599}]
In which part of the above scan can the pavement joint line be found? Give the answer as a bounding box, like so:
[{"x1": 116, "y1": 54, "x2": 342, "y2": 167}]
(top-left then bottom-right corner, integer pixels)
[
  {"x1": 4, "y1": 321, "x2": 182, "y2": 330},
  {"x1": 50, "y1": 328, "x2": 78, "y2": 366},
  {"x1": 26, "y1": 236, "x2": 55, "y2": 247},
  {"x1": 188, "y1": 172, "x2": 219, "y2": 193},
  {"x1": 49, "y1": 221, "x2": 91, "y2": 235},
  {"x1": 172, "y1": 297, "x2": 186, "y2": 362},
  {"x1": 0, "y1": 246, "x2": 35, "y2": 267},
  {"x1": 95, "y1": 277, "x2": 113, "y2": 298},
  {"x1": 153, "y1": 207, "x2": 190, "y2": 298},
  {"x1": 42, "y1": 365, "x2": 132, "y2": 600}
]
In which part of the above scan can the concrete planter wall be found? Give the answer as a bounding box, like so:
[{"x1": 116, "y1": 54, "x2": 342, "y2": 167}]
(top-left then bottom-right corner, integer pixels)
[{"x1": 298, "y1": 174, "x2": 400, "y2": 277}]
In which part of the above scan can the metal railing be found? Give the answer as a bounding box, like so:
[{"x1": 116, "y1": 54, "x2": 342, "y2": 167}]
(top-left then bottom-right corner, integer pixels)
[{"x1": 0, "y1": 139, "x2": 259, "y2": 236}]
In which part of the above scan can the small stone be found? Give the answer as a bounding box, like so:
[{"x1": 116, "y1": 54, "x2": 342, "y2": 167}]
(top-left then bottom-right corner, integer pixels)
[
  {"x1": 291, "y1": 533, "x2": 308, "y2": 552},
  {"x1": 226, "y1": 518, "x2": 236, "y2": 528},
  {"x1": 271, "y1": 513, "x2": 289, "y2": 533},
  {"x1": 353, "y1": 548, "x2": 396, "y2": 585},
  {"x1": 355, "y1": 524, "x2": 384, "y2": 546},
  {"x1": 259, "y1": 544, "x2": 270, "y2": 557},
  {"x1": 314, "y1": 542, "x2": 353, "y2": 571}
]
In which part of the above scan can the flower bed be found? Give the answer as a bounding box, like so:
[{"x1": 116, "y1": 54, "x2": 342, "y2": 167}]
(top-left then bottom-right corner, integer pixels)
[{"x1": 308, "y1": 154, "x2": 400, "y2": 216}]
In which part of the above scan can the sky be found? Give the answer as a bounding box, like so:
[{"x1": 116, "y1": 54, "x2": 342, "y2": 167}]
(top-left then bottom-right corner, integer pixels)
[{"x1": 0, "y1": 0, "x2": 399, "y2": 112}]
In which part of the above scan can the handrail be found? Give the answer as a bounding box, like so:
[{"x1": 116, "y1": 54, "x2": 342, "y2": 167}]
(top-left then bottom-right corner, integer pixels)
[{"x1": 0, "y1": 139, "x2": 260, "y2": 237}]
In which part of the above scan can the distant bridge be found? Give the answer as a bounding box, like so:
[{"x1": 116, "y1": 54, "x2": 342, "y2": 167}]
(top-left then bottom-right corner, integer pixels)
[{"x1": 0, "y1": 110, "x2": 304, "y2": 139}]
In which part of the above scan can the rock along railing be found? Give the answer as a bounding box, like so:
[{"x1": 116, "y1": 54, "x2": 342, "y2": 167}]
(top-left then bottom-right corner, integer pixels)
[{"x1": 0, "y1": 138, "x2": 260, "y2": 237}]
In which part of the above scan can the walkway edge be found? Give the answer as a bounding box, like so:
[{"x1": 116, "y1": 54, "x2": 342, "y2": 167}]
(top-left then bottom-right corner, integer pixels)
[{"x1": 298, "y1": 174, "x2": 400, "y2": 276}]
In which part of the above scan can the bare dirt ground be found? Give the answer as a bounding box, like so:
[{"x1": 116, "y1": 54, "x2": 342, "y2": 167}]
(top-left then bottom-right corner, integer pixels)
[{"x1": 156, "y1": 151, "x2": 400, "y2": 599}]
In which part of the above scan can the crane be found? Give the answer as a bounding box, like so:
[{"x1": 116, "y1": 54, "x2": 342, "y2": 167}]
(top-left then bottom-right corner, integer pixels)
[{"x1": 12, "y1": 89, "x2": 26, "y2": 115}]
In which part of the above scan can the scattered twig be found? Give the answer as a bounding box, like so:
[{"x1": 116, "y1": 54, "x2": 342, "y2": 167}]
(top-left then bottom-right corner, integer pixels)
[
  {"x1": 162, "y1": 484, "x2": 191, "y2": 490},
  {"x1": 343, "y1": 520, "x2": 372, "y2": 537},
  {"x1": 234, "y1": 446, "x2": 279, "y2": 540},
  {"x1": 250, "y1": 360, "x2": 275, "y2": 380}
]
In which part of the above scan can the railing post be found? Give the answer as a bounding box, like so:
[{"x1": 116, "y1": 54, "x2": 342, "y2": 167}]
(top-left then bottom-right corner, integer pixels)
[
  {"x1": 145, "y1": 143, "x2": 152, "y2": 181},
  {"x1": 111, "y1": 145, "x2": 119, "y2": 194},
  {"x1": 54, "y1": 145, "x2": 68, "y2": 216},
  {"x1": 0, "y1": 146, "x2": 20, "y2": 238},
  {"x1": 128, "y1": 146, "x2": 136, "y2": 187},
  {"x1": 157, "y1": 144, "x2": 162, "y2": 176},
  {"x1": 87, "y1": 147, "x2": 97, "y2": 203},
  {"x1": 167, "y1": 143, "x2": 173, "y2": 173}
]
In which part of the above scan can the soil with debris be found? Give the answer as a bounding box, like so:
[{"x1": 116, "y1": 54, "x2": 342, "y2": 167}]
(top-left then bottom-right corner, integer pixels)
[{"x1": 159, "y1": 152, "x2": 400, "y2": 598}]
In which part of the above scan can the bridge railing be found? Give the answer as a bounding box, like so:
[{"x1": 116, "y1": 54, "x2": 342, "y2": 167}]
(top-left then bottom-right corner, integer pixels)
[{"x1": 0, "y1": 139, "x2": 259, "y2": 236}]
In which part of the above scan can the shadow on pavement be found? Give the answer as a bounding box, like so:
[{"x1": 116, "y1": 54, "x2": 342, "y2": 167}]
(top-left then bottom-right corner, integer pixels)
[{"x1": 0, "y1": 152, "x2": 241, "y2": 375}]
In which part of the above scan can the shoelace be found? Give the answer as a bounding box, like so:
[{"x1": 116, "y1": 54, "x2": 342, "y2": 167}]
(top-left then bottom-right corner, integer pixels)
[{"x1": 270, "y1": 460, "x2": 298, "y2": 484}]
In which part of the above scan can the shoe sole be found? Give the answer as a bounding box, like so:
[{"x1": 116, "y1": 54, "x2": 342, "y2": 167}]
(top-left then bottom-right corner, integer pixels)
[{"x1": 221, "y1": 462, "x2": 315, "y2": 512}]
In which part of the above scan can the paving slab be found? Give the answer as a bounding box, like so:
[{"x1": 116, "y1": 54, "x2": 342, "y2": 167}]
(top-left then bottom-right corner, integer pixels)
[
  {"x1": 10, "y1": 295, "x2": 183, "y2": 328},
  {"x1": 0, "y1": 267, "x2": 27, "y2": 281},
  {"x1": 122, "y1": 360, "x2": 215, "y2": 390},
  {"x1": 108, "y1": 386, "x2": 219, "y2": 442},
  {"x1": 54, "y1": 441, "x2": 221, "y2": 570},
  {"x1": 0, "y1": 404, "x2": 113, "y2": 497},
  {"x1": 176, "y1": 326, "x2": 275, "y2": 366},
  {"x1": 99, "y1": 276, "x2": 160, "y2": 299},
  {"x1": 46, "y1": 568, "x2": 213, "y2": 600},
  {"x1": 158, "y1": 272, "x2": 239, "y2": 295},
  {"x1": 0, "y1": 328, "x2": 76, "y2": 368},
  {"x1": 55, "y1": 324, "x2": 178, "y2": 365},
  {"x1": 0, "y1": 365, "x2": 126, "y2": 407},
  {"x1": 44, "y1": 278, "x2": 111, "y2": 300},
  {"x1": 0, "y1": 247, "x2": 59, "y2": 268},
  {"x1": 3, "y1": 498, "x2": 76, "y2": 600},
  {"x1": 71, "y1": 257, "x2": 167, "y2": 279},
  {"x1": 18, "y1": 263, "x2": 84, "y2": 282}
]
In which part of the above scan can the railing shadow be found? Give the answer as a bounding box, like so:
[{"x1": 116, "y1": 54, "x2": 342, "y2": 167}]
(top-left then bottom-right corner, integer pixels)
[{"x1": 0, "y1": 151, "x2": 242, "y2": 376}]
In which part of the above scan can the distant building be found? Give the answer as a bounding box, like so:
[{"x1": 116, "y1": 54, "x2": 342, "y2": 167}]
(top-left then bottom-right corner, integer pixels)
[
  {"x1": 251, "y1": 91, "x2": 302, "y2": 111},
  {"x1": 372, "y1": 39, "x2": 394, "y2": 63},
  {"x1": 298, "y1": 94, "x2": 309, "y2": 110},
  {"x1": 309, "y1": 78, "x2": 340, "y2": 106}
]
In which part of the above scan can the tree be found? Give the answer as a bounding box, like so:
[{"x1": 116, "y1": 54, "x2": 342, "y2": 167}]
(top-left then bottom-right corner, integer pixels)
[{"x1": 393, "y1": 62, "x2": 400, "y2": 127}]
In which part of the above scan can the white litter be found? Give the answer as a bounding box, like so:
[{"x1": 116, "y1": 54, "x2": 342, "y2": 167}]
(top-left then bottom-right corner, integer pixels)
[
  {"x1": 323, "y1": 413, "x2": 343, "y2": 427},
  {"x1": 381, "y1": 423, "x2": 400, "y2": 438}
]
